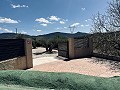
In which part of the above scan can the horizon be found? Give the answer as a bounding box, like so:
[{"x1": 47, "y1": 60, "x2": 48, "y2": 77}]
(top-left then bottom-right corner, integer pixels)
[
  {"x1": 0, "y1": 31, "x2": 88, "y2": 36},
  {"x1": 0, "y1": 0, "x2": 109, "y2": 35}
]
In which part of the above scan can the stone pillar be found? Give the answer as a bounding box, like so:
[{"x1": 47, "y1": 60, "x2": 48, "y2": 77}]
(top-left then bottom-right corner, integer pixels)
[
  {"x1": 68, "y1": 38, "x2": 75, "y2": 59},
  {"x1": 25, "y1": 38, "x2": 33, "y2": 69}
]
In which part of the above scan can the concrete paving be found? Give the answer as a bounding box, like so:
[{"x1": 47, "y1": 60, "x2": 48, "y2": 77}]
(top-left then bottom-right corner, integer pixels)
[{"x1": 33, "y1": 57, "x2": 58, "y2": 66}]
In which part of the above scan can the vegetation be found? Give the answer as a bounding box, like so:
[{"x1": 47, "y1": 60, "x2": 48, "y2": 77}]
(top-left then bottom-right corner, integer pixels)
[
  {"x1": 0, "y1": 32, "x2": 87, "y2": 53},
  {"x1": 32, "y1": 35, "x2": 68, "y2": 53},
  {"x1": 91, "y1": 0, "x2": 120, "y2": 56},
  {"x1": 0, "y1": 70, "x2": 120, "y2": 90}
]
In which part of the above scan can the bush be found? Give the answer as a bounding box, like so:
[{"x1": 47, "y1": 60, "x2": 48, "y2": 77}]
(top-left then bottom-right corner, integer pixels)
[{"x1": 0, "y1": 70, "x2": 120, "y2": 90}]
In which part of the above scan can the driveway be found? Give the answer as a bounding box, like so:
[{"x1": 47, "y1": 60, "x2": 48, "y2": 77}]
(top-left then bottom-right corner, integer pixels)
[{"x1": 30, "y1": 47, "x2": 120, "y2": 77}]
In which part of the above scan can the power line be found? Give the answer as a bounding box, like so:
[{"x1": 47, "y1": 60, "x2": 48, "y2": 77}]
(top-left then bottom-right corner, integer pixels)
[{"x1": 68, "y1": 25, "x2": 76, "y2": 34}]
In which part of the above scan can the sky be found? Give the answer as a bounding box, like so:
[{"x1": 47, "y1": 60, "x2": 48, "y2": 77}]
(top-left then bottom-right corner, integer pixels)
[{"x1": 0, "y1": 0, "x2": 110, "y2": 35}]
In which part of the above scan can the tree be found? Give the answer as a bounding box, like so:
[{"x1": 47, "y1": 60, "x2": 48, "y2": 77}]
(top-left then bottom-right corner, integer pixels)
[
  {"x1": 107, "y1": 0, "x2": 120, "y2": 28},
  {"x1": 91, "y1": 12, "x2": 109, "y2": 33},
  {"x1": 37, "y1": 35, "x2": 67, "y2": 53},
  {"x1": 91, "y1": 0, "x2": 120, "y2": 33},
  {"x1": 16, "y1": 33, "x2": 25, "y2": 39},
  {"x1": 91, "y1": 0, "x2": 120, "y2": 56},
  {"x1": 32, "y1": 38, "x2": 37, "y2": 49}
]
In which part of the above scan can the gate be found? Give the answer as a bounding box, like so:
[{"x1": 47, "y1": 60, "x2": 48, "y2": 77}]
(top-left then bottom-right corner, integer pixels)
[
  {"x1": 58, "y1": 42, "x2": 69, "y2": 58},
  {"x1": 73, "y1": 36, "x2": 92, "y2": 58},
  {"x1": 0, "y1": 39, "x2": 25, "y2": 61}
]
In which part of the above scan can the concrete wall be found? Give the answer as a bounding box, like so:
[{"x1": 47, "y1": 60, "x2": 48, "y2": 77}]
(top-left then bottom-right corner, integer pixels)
[
  {"x1": 0, "y1": 38, "x2": 33, "y2": 70},
  {"x1": 0, "y1": 56, "x2": 27, "y2": 70}
]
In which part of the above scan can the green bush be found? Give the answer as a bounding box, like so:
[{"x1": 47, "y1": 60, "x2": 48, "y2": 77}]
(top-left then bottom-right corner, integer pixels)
[{"x1": 0, "y1": 70, "x2": 120, "y2": 90}]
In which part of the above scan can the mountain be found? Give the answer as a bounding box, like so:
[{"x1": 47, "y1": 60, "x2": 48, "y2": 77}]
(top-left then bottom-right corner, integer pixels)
[
  {"x1": 0, "y1": 32, "x2": 88, "y2": 39},
  {"x1": 0, "y1": 33, "x2": 31, "y2": 39},
  {"x1": 37, "y1": 32, "x2": 88, "y2": 38},
  {"x1": 0, "y1": 33, "x2": 17, "y2": 39}
]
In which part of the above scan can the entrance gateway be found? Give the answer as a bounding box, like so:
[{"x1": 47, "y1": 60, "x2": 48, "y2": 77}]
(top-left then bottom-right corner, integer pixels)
[{"x1": 58, "y1": 36, "x2": 93, "y2": 59}]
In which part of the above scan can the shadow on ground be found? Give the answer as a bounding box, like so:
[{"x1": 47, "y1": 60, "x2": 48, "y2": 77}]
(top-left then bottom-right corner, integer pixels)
[
  {"x1": 90, "y1": 57, "x2": 120, "y2": 72},
  {"x1": 33, "y1": 51, "x2": 58, "y2": 55},
  {"x1": 55, "y1": 56, "x2": 70, "y2": 61}
]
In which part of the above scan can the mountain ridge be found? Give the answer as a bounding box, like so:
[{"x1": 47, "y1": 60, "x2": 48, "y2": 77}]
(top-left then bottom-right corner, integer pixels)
[{"x1": 0, "y1": 32, "x2": 88, "y2": 39}]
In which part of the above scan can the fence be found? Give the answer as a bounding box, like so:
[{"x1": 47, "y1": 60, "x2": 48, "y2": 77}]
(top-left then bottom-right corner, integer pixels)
[
  {"x1": 92, "y1": 32, "x2": 120, "y2": 61},
  {"x1": 0, "y1": 39, "x2": 33, "y2": 70}
]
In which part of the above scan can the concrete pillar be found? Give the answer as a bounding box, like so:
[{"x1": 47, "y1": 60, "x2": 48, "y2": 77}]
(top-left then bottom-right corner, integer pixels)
[
  {"x1": 89, "y1": 37, "x2": 93, "y2": 55},
  {"x1": 68, "y1": 38, "x2": 75, "y2": 59},
  {"x1": 25, "y1": 38, "x2": 33, "y2": 69}
]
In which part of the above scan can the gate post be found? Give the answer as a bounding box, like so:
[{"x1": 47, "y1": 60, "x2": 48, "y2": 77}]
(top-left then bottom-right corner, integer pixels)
[
  {"x1": 68, "y1": 38, "x2": 75, "y2": 59},
  {"x1": 25, "y1": 38, "x2": 33, "y2": 69},
  {"x1": 89, "y1": 37, "x2": 93, "y2": 55}
]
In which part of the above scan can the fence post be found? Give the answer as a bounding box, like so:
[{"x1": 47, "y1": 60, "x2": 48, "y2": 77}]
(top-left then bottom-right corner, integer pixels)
[
  {"x1": 68, "y1": 38, "x2": 75, "y2": 59},
  {"x1": 25, "y1": 38, "x2": 33, "y2": 69}
]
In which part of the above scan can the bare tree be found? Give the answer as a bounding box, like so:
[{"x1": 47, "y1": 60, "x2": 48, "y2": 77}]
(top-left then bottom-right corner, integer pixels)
[
  {"x1": 91, "y1": 12, "x2": 109, "y2": 33},
  {"x1": 107, "y1": 0, "x2": 120, "y2": 29},
  {"x1": 91, "y1": 0, "x2": 120, "y2": 33},
  {"x1": 91, "y1": 0, "x2": 120, "y2": 56}
]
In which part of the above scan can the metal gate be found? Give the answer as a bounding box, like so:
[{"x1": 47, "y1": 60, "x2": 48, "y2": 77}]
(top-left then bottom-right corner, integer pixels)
[{"x1": 58, "y1": 42, "x2": 69, "y2": 58}]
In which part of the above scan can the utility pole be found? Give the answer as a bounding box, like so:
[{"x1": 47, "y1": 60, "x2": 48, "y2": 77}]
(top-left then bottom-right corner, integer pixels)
[
  {"x1": 16, "y1": 28, "x2": 18, "y2": 34},
  {"x1": 69, "y1": 25, "x2": 76, "y2": 34}
]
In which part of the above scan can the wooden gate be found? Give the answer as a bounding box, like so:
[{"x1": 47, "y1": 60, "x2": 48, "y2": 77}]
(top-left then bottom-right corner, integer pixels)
[
  {"x1": 58, "y1": 42, "x2": 69, "y2": 58},
  {"x1": 0, "y1": 39, "x2": 25, "y2": 61}
]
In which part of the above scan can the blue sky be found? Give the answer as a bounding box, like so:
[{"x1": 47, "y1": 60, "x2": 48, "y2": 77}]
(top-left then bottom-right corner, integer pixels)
[{"x1": 0, "y1": 0, "x2": 109, "y2": 35}]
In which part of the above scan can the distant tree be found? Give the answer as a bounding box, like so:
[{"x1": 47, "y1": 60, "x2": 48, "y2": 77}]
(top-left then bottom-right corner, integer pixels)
[
  {"x1": 32, "y1": 38, "x2": 37, "y2": 49},
  {"x1": 37, "y1": 35, "x2": 67, "y2": 53},
  {"x1": 16, "y1": 33, "x2": 25, "y2": 39}
]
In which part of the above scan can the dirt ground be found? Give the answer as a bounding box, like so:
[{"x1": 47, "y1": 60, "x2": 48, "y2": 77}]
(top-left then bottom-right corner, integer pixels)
[{"x1": 30, "y1": 47, "x2": 120, "y2": 77}]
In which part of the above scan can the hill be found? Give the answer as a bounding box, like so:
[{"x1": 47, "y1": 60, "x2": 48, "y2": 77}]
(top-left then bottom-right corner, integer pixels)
[
  {"x1": 0, "y1": 32, "x2": 88, "y2": 39},
  {"x1": 38, "y1": 32, "x2": 88, "y2": 38},
  {"x1": 0, "y1": 33, "x2": 31, "y2": 39}
]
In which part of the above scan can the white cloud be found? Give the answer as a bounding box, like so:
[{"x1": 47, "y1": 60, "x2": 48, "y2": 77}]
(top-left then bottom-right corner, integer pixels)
[
  {"x1": 64, "y1": 27, "x2": 67, "y2": 29},
  {"x1": 56, "y1": 28, "x2": 60, "y2": 30},
  {"x1": 21, "y1": 31, "x2": 27, "y2": 34},
  {"x1": 81, "y1": 25, "x2": 84, "y2": 27},
  {"x1": 0, "y1": 17, "x2": 18, "y2": 23},
  {"x1": 88, "y1": 19, "x2": 91, "y2": 21},
  {"x1": 85, "y1": 19, "x2": 91, "y2": 22},
  {"x1": 49, "y1": 16, "x2": 60, "y2": 21},
  {"x1": 0, "y1": 27, "x2": 13, "y2": 33},
  {"x1": 65, "y1": 19, "x2": 68, "y2": 21},
  {"x1": 37, "y1": 30, "x2": 42, "y2": 32},
  {"x1": 41, "y1": 23, "x2": 47, "y2": 26},
  {"x1": 11, "y1": 4, "x2": 28, "y2": 8},
  {"x1": 60, "y1": 21, "x2": 65, "y2": 24},
  {"x1": 35, "y1": 18, "x2": 51, "y2": 24},
  {"x1": 70, "y1": 23, "x2": 80, "y2": 27},
  {"x1": 81, "y1": 8, "x2": 86, "y2": 11}
]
